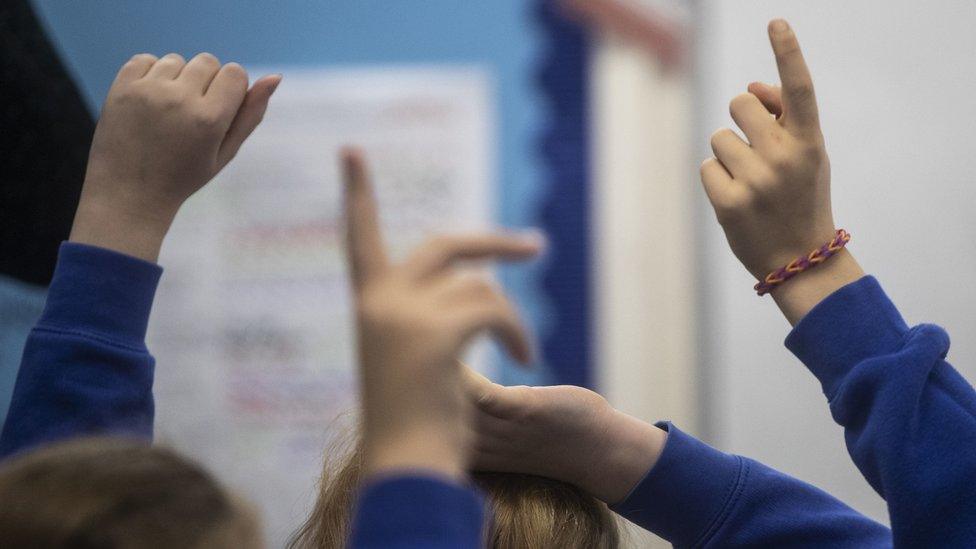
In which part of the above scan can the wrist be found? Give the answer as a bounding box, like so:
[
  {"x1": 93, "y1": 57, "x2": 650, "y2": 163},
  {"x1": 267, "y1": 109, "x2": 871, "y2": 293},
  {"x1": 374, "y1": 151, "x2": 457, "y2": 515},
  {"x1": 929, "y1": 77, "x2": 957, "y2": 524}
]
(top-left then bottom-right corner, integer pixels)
[
  {"x1": 69, "y1": 193, "x2": 178, "y2": 263},
  {"x1": 580, "y1": 410, "x2": 667, "y2": 505},
  {"x1": 771, "y1": 248, "x2": 864, "y2": 325},
  {"x1": 363, "y1": 425, "x2": 466, "y2": 482},
  {"x1": 748, "y1": 224, "x2": 838, "y2": 281}
]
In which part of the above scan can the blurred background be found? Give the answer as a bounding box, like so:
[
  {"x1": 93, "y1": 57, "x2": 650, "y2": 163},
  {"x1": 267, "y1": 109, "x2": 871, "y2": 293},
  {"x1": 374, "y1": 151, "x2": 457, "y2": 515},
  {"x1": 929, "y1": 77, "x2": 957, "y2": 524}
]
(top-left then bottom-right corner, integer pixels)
[{"x1": 3, "y1": 0, "x2": 976, "y2": 547}]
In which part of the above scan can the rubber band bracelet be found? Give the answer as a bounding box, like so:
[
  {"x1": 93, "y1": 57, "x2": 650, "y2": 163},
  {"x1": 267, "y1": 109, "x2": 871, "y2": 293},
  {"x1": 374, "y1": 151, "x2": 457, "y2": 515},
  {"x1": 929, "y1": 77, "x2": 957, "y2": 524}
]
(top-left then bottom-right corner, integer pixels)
[{"x1": 754, "y1": 229, "x2": 851, "y2": 296}]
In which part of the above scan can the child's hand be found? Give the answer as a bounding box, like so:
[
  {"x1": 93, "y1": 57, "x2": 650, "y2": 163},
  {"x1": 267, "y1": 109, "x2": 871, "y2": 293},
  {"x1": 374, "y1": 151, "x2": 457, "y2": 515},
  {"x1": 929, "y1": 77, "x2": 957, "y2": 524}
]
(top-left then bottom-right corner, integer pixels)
[
  {"x1": 466, "y1": 368, "x2": 666, "y2": 504},
  {"x1": 701, "y1": 20, "x2": 863, "y2": 323},
  {"x1": 702, "y1": 19, "x2": 833, "y2": 280},
  {"x1": 341, "y1": 150, "x2": 542, "y2": 480},
  {"x1": 71, "y1": 53, "x2": 281, "y2": 261}
]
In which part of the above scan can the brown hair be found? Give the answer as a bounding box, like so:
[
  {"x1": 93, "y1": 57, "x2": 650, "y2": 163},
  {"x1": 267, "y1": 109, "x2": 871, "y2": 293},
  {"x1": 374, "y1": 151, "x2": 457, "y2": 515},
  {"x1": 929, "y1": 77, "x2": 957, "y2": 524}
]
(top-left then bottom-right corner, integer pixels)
[
  {"x1": 289, "y1": 432, "x2": 620, "y2": 549},
  {"x1": 0, "y1": 437, "x2": 261, "y2": 548}
]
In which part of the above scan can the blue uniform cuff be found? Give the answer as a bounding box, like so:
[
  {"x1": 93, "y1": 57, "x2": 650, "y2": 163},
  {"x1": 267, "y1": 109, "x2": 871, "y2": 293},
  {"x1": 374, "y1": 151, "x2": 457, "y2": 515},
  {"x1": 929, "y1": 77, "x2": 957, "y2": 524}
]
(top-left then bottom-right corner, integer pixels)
[
  {"x1": 785, "y1": 276, "x2": 909, "y2": 399},
  {"x1": 611, "y1": 422, "x2": 744, "y2": 547},
  {"x1": 39, "y1": 242, "x2": 163, "y2": 347},
  {"x1": 350, "y1": 475, "x2": 485, "y2": 547}
]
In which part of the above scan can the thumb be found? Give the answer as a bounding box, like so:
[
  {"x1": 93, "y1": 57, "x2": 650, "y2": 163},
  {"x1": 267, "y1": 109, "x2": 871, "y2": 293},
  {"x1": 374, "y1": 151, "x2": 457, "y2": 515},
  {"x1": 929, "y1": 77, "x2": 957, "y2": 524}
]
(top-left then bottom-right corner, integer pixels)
[
  {"x1": 461, "y1": 362, "x2": 528, "y2": 418},
  {"x1": 216, "y1": 74, "x2": 282, "y2": 169}
]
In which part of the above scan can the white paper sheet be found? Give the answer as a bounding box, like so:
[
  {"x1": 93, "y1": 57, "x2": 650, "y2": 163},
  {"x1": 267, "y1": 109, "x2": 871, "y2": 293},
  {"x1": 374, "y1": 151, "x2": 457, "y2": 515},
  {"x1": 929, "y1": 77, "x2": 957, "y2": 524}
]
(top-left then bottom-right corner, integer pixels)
[{"x1": 148, "y1": 66, "x2": 493, "y2": 546}]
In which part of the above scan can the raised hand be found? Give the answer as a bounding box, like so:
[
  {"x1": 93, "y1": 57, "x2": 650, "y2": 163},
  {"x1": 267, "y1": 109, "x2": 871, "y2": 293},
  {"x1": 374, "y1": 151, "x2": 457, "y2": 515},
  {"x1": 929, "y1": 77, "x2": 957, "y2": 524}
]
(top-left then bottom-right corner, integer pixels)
[
  {"x1": 700, "y1": 19, "x2": 863, "y2": 323},
  {"x1": 465, "y1": 367, "x2": 666, "y2": 504},
  {"x1": 71, "y1": 52, "x2": 281, "y2": 262},
  {"x1": 341, "y1": 149, "x2": 543, "y2": 480}
]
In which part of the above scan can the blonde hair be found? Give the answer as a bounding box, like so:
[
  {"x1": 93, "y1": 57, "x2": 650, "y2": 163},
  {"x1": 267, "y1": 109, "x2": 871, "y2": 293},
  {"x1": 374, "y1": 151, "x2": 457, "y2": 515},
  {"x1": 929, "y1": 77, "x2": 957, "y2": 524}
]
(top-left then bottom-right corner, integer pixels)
[
  {"x1": 0, "y1": 437, "x2": 260, "y2": 548},
  {"x1": 289, "y1": 430, "x2": 620, "y2": 548}
]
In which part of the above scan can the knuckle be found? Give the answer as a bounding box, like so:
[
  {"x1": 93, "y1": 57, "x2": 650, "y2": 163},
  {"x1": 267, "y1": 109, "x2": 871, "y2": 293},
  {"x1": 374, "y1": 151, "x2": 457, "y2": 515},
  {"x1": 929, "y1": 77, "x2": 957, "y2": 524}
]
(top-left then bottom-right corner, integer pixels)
[
  {"x1": 709, "y1": 128, "x2": 728, "y2": 148},
  {"x1": 221, "y1": 62, "x2": 249, "y2": 81},
  {"x1": 510, "y1": 387, "x2": 539, "y2": 420},
  {"x1": 700, "y1": 157, "x2": 718, "y2": 177},
  {"x1": 476, "y1": 388, "x2": 496, "y2": 408},
  {"x1": 193, "y1": 109, "x2": 224, "y2": 130},
  {"x1": 728, "y1": 93, "x2": 754, "y2": 115},
  {"x1": 154, "y1": 90, "x2": 186, "y2": 111},
  {"x1": 111, "y1": 84, "x2": 145, "y2": 104},
  {"x1": 195, "y1": 52, "x2": 220, "y2": 65},
  {"x1": 128, "y1": 53, "x2": 157, "y2": 64},
  {"x1": 716, "y1": 184, "x2": 751, "y2": 208},
  {"x1": 789, "y1": 82, "x2": 815, "y2": 104},
  {"x1": 727, "y1": 189, "x2": 756, "y2": 212}
]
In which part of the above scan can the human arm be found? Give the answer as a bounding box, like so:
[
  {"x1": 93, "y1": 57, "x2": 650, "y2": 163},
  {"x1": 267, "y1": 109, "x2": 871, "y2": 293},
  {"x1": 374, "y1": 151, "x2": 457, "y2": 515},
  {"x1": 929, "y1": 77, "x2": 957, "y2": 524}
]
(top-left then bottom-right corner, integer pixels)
[
  {"x1": 466, "y1": 372, "x2": 890, "y2": 547},
  {"x1": 0, "y1": 53, "x2": 279, "y2": 457},
  {"x1": 703, "y1": 19, "x2": 976, "y2": 546},
  {"x1": 339, "y1": 150, "x2": 542, "y2": 547}
]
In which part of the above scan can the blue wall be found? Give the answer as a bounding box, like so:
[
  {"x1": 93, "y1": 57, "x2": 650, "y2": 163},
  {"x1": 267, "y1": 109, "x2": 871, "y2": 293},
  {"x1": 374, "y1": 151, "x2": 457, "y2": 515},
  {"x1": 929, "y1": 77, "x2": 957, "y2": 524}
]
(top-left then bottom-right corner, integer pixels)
[{"x1": 30, "y1": 0, "x2": 555, "y2": 384}]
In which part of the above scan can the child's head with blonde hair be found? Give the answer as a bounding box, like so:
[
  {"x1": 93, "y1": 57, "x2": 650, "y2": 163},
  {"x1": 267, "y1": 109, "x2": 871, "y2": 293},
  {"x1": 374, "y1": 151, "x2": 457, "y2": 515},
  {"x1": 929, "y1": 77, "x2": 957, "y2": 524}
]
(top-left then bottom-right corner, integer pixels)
[{"x1": 290, "y1": 433, "x2": 620, "y2": 549}]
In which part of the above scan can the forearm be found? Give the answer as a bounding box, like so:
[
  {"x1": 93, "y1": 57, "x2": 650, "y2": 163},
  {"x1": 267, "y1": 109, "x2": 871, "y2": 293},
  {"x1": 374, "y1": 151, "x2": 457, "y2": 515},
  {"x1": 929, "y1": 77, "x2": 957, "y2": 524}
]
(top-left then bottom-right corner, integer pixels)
[
  {"x1": 612, "y1": 422, "x2": 890, "y2": 547},
  {"x1": 582, "y1": 410, "x2": 666, "y2": 505},
  {"x1": 362, "y1": 425, "x2": 466, "y2": 482},
  {"x1": 770, "y1": 249, "x2": 864, "y2": 325},
  {"x1": 69, "y1": 187, "x2": 177, "y2": 264},
  {"x1": 786, "y1": 276, "x2": 976, "y2": 546},
  {"x1": 0, "y1": 243, "x2": 161, "y2": 458},
  {"x1": 349, "y1": 475, "x2": 485, "y2": 549}
]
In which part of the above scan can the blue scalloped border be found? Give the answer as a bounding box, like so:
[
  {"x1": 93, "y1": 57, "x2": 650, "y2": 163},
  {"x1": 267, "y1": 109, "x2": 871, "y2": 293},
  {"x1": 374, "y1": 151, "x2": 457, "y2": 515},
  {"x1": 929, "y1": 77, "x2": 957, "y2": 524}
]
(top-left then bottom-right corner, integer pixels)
[{"x1": 535, "y1": 1, "x2": 592, "y2": 388}]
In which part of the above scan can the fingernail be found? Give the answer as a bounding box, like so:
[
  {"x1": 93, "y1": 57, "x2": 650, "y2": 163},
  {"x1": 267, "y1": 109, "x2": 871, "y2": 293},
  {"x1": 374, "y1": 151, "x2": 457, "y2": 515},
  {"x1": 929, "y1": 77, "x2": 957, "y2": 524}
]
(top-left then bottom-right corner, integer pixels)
[
  {"x1": 268, "y1": 76, "x2": 282, "y2": 95},
  {"x1": 770, "y1": 19, "x2": 790, "y2": 33}
]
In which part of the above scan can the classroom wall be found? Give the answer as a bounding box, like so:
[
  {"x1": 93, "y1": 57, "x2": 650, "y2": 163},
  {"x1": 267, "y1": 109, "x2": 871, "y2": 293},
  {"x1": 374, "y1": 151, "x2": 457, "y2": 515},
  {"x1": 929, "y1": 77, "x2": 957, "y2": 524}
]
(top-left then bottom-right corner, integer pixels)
[{"x1": 697, "y1": 0, "x2": 976, "y2": 523}]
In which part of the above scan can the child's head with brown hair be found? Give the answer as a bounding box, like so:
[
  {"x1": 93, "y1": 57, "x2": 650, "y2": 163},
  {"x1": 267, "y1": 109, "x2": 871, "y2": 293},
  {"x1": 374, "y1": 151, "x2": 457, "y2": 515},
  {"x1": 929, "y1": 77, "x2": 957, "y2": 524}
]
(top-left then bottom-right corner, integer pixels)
[
  {"x1": 0, "y1": 437, "x2": 261, "y2": 548},
  {"x1": 289, "y1": 432, "x2": 620, "y2": 549}
]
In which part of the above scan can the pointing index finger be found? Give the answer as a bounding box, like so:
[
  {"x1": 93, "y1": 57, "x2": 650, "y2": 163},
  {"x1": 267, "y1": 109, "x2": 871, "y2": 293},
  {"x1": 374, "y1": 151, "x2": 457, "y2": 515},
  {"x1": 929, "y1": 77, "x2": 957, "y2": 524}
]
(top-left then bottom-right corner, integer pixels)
[
  {"x1": 342, "y1": 149, "x2": 388, "y2": 289},
  {"x1": 768, "y1": 19, "x2": 820, "y2": 133}
]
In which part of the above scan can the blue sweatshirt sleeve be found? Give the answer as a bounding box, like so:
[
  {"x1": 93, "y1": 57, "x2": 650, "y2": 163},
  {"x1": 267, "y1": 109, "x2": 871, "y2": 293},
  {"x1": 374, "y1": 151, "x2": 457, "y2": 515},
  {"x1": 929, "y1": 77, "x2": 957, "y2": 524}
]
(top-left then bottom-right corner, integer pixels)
[
  {"x1": 349, "y1": 474, "x2": 485, "y2": 548},
  {"x1": 612, "y1": 422, "x2": 890, "y2": 548},
  {"x1": 786, "y1": 276, "x2": 976, "y2": 547},
  {"x1": 0, "y1": 242, "x2": 161, "y2": 458}
]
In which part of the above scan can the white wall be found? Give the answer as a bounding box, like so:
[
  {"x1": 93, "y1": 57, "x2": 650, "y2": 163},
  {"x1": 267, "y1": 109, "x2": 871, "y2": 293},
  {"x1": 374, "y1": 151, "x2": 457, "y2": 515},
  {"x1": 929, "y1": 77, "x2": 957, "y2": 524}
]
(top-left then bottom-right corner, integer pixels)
[
  {"x1": 697, "y1": 0, "x2": 976, "y2": 523},
  {"x1": 592, "y1": 16, "x2": 696, "y2": 547},
  {"x1": 593, "y1": 32, "x2": 698, "y2": 444}
]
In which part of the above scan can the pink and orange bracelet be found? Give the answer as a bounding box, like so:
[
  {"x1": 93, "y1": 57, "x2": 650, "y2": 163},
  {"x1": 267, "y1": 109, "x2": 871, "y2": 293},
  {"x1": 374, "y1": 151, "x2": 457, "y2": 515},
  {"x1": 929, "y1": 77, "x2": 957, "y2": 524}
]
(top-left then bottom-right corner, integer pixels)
[{"x1": 754, "y1": 229, "x2": 851, "y2": 296}]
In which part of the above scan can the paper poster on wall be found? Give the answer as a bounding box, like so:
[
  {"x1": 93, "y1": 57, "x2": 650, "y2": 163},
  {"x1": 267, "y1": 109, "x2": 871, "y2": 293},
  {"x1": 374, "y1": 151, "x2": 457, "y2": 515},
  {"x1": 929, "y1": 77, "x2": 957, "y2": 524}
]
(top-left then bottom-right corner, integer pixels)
[{"x1": 148, "y1": 67, "x2": 494, "y2": 545}]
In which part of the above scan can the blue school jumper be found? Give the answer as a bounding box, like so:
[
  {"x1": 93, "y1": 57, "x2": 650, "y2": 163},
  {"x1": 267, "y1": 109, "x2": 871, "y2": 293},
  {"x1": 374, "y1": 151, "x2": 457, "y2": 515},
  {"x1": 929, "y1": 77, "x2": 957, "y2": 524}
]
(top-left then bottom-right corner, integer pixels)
[{"x1": 2, "y1": 243, "x2": 974, "y2": 547}]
